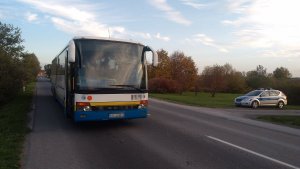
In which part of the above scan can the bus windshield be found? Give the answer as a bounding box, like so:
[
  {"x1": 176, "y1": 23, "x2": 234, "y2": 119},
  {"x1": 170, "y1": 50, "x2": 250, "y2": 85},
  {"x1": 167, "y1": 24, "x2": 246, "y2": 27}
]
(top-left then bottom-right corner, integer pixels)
[{"x1": 75, "y1": 39, "x2": 146, "y2": 91}]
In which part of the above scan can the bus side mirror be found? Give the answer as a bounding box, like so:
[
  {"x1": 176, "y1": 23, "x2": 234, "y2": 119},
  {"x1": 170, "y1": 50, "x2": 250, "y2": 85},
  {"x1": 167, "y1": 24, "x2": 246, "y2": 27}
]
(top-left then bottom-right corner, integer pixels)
[
  {"x1": 145, "y1": 46, "x2": 158, "y2": 67},
  {"x1": 68, "y1": 40, "x2": 75, "y2": 63}
]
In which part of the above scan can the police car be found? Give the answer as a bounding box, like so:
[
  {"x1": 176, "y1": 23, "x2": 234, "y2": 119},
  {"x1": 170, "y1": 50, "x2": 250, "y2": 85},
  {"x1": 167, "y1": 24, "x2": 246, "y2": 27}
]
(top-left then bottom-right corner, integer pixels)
[{"x1": 234, "y1": 89, "x2": 287, "y2": 109}]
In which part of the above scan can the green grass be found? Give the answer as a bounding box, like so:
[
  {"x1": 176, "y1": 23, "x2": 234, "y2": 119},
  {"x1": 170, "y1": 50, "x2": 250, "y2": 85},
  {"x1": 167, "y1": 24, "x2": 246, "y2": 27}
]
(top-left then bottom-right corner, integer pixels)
[
  {"x1": 150, "y1": 92, "x2": 300, "y2": 109},
  {"x1": 283, "y1": 105, "x2": 300, "y2": 110},
  {"x1": 0, "y1": 83, "x2": 35, "y2": 169},
  {"x1": 257, "y1": 115, "x2": 300, "y2": 128},
  {"x1": 150, "y1": 92, "x2": 241, "y2": 108}
]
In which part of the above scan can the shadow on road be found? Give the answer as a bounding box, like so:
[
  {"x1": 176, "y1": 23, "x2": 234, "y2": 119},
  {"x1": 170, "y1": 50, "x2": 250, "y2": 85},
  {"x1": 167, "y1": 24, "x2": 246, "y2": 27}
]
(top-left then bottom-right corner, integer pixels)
[{"x1": 71, "y1": 120, "x2": 139, "y2": 131}]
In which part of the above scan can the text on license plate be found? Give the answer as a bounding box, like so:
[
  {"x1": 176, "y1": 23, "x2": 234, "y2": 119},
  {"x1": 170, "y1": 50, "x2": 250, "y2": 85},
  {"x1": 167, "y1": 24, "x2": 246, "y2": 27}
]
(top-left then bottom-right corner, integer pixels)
[{"x1": 109, "y1": 113, "x2": 125, "y2": 118}]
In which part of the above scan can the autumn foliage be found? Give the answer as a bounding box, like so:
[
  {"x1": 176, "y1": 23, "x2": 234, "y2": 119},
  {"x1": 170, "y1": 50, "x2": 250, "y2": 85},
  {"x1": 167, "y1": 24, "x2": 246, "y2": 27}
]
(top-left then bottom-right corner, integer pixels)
[
  {"x1": 148, "y1": 50, "x2": 300, "y2": 104},
  {"x1": 149, "y1": 78, "x2": 180, "y2": 93},
  {"x1": 200, "y1": 64, "x2": 248, "y2": 97},
  {"x1": 148, "y1": 49, "x2": 198, "y2": 93}
]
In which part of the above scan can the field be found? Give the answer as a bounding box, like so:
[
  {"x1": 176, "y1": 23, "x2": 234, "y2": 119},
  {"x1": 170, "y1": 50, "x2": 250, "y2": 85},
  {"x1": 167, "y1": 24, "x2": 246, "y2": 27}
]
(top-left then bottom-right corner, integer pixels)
[
  {"x1": 150, "y1": 92, "x2": 300, "y2": 109},
  {"x1": 0, "y1": 83, "x2": 35, "y2": 169},
  {"x1": 257, "y1": 115, "x2": 300, "y2": 128},
  {"x1": 150, "y1": 92, "x2": 240, "y2": 108}
]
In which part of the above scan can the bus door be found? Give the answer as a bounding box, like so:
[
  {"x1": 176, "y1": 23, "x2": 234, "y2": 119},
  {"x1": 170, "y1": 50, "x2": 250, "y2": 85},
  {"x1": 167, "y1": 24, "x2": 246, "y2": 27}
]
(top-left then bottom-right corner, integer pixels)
[{"x1": 65, "y1": 54, "x2": 75, "y2": 118}]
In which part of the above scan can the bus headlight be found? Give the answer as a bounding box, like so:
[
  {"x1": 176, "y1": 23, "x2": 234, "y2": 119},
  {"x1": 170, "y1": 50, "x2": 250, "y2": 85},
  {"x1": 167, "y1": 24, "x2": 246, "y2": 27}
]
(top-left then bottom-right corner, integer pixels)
[
  {"x1": 83, "y1": 106, "x2": 92, "y2": 111},
  {"x1": 138, "y1": 100, "x2": 148, "y2": 109},
  {"x1": 138, "y1": 104, "x2": 145, "y2": 109},
  {"x1": 76, "y1": 102, "x2": 92, "y2": 111}
]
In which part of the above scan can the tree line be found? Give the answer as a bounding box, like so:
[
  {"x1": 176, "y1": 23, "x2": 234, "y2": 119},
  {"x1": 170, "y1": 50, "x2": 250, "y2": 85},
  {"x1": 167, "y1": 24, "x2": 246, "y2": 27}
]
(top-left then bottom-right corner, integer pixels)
[
  {"x1": 2, "y1": 21, "x2": 298, "y2": 105},
  {"x1": 0, "y1": 22, "x2": 40, "y2": 104},
  {"x1": 148, "y1": 50, "x2": 300, "y2": 105}
]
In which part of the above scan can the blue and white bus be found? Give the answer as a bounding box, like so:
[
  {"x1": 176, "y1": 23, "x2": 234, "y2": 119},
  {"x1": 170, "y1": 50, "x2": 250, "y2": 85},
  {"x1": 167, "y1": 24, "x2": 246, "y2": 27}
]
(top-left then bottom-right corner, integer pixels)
[{"x1": 51, "y1": 37, "x2": 158, "y2": 122}]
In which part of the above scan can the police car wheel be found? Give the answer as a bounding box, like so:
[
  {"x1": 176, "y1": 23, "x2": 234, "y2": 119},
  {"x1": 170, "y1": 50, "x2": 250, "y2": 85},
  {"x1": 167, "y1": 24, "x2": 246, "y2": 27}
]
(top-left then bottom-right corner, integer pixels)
[
  {"x1": 278, "y1": 101, "x2": 284, "y2": 109},
  {"x1": 251, "y1": 101, "x2": 259, "y2": 109}
]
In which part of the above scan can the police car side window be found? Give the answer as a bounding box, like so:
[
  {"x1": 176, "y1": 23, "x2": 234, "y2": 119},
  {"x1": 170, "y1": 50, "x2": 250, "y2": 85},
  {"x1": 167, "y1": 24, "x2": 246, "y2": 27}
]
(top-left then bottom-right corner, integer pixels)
[
  {"x1": 260, "y1": 91, "x2": 269, "y2": 97},
  {"x1": 270, "y1": 91, "x2": 280, "y2": 96}
]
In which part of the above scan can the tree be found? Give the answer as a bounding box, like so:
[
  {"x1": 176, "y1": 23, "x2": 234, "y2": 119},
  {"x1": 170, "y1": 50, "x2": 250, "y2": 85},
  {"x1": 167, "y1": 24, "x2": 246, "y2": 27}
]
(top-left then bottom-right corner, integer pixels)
[
  {"x1": 0, "y1": 22, "x2": 40, "y2": 104},
  {"x1": 21, "y1": 52, "x2": 41, "y2": 83},
  {"x1": 170, "y1": 51, "x2": 198, "y2": 93},
  {"x1": 222, "y1": 63, "x2": 247, "y2": 93},
  {"x1": 246, "y1": 65, "x2": 271, "y2": 89},
  {"x1": 0, "y1": 22, "x2": 24, "y2": 58},
  {"x1": 149, "y1": 77, "x2": 180, "y2": 93},
  {"x1": 0, "y1": 48, "x2": 23, "y2": 103},
  {"x1": 273, "y1": 67, "x2": 292, "y2": 79},
  {"x1": 0, "y1": 22, "x2": 25, "y2": 103},
  {"x1": 201, "y1": 64, "x2": 226, "y2": 97},
  {"x1": 200, "y1": 63, "x2": 247, "y2": 95},
  {"x1": 223, "y1": 63, "x2": 234, "y2": 75},
  {"x1": 226, "y1": 71, "x2": 247, "y2": 93},
  {"x1": 44, "y1": 64, "x2": 51, "y2": 77},
  {"x1": 147, "y1": 49, "x2": 171, "y2": 79},
  {"x1": 256, "y1": 65, "x2": 267, "y2": 76},
  {"x1": 194, "y1": 75, "x2": 202, "y2": 96}
]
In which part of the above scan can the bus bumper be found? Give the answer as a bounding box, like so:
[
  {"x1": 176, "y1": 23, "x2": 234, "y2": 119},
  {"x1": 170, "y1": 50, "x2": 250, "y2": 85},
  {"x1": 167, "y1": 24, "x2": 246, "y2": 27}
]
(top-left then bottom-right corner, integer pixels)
[{"x1": 73, "y1": 109, "x2": 148, "y2": 122}]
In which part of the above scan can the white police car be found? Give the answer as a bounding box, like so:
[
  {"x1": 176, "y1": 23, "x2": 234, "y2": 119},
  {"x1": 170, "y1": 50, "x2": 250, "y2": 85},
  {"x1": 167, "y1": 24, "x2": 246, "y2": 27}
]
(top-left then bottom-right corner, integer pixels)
[{"x1": 234, "y1": 89, "x2": 287, "y2": 109}]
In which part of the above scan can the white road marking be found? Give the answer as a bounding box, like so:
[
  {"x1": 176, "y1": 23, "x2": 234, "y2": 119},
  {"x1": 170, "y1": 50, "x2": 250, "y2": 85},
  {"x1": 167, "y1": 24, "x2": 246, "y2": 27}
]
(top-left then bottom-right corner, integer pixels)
[{"x1": 207, "y1": 135, "x2": 300, "y2": 169}]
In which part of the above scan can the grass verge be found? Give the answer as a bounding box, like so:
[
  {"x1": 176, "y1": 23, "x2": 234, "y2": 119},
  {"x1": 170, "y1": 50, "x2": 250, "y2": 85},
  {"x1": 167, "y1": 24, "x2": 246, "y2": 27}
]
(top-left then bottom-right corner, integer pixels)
[
  {"x1": 0, "y1": 83, "x2": 35, "y2": 169},
  {"x1": 150, "y1": 92, "x2": 300, "y2": 109},
  {"x1": 257, "y1": 115, "x2": 300, "y2": 128},
  {"x1": 150, "y1": 92, "x2": 240, "y2": 108}
]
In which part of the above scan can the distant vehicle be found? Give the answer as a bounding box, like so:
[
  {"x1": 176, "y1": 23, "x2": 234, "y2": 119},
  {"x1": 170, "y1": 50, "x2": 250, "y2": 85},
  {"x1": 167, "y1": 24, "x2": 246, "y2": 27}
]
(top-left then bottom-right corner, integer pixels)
[
  {"x1": 234, "y1": 89, "x2": 287, "y2": 109},
  {"x1": 50, "y1": 36, "x2": 158, "y2": 122}
]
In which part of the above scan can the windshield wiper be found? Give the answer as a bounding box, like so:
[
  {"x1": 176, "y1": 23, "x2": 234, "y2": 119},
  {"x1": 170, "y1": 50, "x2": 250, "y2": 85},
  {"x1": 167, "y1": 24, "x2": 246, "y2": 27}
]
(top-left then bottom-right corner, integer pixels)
[{"x1": 110, "y1": 84, "x2": 144, "y2": 92}]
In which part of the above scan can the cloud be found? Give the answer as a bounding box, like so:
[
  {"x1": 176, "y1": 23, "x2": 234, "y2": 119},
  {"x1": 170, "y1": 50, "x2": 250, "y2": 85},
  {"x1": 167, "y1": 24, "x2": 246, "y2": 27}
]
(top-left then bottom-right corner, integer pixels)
[
  {"x1": 130, "y1": 32, "x2": 152, "y2": 40},
  {"x1": 50, "y1": 17, "x2": 110, "y2": 37},
  {"x1": 262, "y1": 47, "x2": 300, "y2": 58},
  {"x1": 19, "y1": 0, "x2": 170, "y2": 42},
  {"x1": 20, "y1": 0, "x2": 94, "y2": 22},
  {"x1": 155, "y1": 33, "x2": 170, "y2": 41},
  {"x1": 149, "y1": 0, "x2": 191, "y2": 26},
  {"x1": 224, "y1": 0, "x2": 300, "y2": 58},
  {"x1": 187, "y1": 34, "x2": 228, "y2": 53},
  {"x1": 119, "y1": 32, "x2": 171, "y2": 42},
  {"x1": 180, "y1": 0, "x2": 206, "y2": 9},
  {"x1": 19, "y1": 0, "x2": 116, "y2": 37},
  {"x1": 26, "y1": 12, "x2": 38, "y2": 22},
  {"x1": 226, "y1": 0, "x2": 250, "y2": 14}
]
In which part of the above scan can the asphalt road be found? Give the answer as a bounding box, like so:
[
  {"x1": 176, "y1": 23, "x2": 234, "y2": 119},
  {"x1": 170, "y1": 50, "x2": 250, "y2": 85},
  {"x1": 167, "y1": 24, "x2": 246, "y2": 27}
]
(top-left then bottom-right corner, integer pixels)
[{"x1": 22, "y1": 80, "x2": 300, "y2": 169}]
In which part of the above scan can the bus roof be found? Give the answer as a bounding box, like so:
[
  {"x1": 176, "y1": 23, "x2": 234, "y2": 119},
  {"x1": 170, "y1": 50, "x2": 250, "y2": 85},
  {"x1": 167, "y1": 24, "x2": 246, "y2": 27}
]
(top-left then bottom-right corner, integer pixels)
[
  {"x1": 53, "y1": 36, "x2": 146, "y2": 62},
  {"x1": 72, "y1": 36, "x2": 145, "y2": 46}
]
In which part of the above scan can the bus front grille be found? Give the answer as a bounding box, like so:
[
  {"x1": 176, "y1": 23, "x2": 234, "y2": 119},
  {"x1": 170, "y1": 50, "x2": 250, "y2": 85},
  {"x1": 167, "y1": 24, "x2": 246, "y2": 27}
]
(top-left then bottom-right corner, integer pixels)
[{"x1": 92, "y1": 105, "x2": 139, "y2": 111}]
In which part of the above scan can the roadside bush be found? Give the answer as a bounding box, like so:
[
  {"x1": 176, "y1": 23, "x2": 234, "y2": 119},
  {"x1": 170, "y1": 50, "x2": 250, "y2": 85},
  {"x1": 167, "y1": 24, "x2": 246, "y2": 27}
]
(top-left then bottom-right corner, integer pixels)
[
  {"x1": 149, "y1": 77, "x2": 180, "y2": 93},
  {"x1": 286, "y1": 85, "x2": 300, "y2": 105},
  {"x1": 273, "y1": 79, "x2": 300, "y2": 105},
  {"x1": 0, "y1": 49, "x2": 23, "y2": 104},
  {"x1": 0, "y1": 22, "x2": 40, "y2": 105}
]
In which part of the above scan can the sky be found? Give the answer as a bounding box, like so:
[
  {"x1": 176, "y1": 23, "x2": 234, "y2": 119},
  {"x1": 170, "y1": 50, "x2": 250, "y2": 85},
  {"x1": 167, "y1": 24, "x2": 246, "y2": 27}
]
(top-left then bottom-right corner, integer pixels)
[{"x1": 1, "y1": 0, "x2": 300, "y2": 77}]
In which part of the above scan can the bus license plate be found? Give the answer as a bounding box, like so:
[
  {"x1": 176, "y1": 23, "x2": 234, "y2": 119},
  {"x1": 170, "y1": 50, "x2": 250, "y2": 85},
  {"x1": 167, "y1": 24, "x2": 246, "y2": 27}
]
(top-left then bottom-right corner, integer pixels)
[{"x1": 109, "y1": 113, "x2": 124, "y2": 119}]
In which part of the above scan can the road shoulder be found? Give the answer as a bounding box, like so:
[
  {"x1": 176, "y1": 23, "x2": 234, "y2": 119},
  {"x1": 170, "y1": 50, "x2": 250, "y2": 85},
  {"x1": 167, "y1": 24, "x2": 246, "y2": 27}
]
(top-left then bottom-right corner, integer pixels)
[{"x1": 150, "y1": 98, "x2": 300, "y2": 136}]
